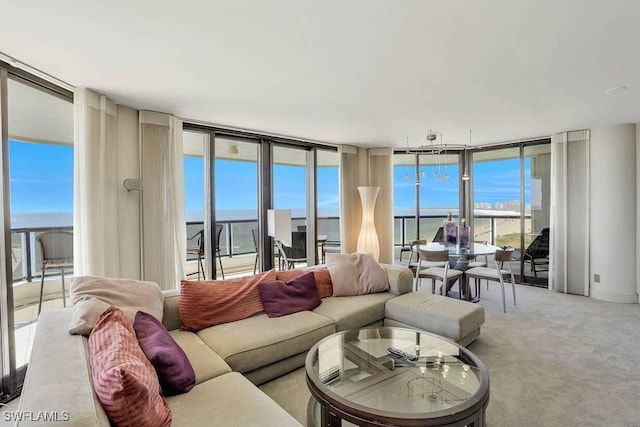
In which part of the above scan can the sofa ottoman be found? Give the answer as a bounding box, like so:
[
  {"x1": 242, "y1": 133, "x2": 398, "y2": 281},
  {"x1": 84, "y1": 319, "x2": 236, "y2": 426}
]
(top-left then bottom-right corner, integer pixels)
[{"x1": 384, "y1": 292, "x2": 485, "y2": 346}]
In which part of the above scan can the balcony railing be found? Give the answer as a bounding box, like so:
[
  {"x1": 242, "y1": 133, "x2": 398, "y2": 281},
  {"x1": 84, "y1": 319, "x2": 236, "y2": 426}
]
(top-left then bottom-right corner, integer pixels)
[{"x1": 11, "y1": 213, "x2": 536, "y2": 283}]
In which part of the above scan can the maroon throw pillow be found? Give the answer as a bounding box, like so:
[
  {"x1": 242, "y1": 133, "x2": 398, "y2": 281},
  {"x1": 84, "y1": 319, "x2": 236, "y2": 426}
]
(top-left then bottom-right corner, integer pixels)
[
  {"x1": 258, "y1": 272, "x2": 322, "y2": 317},
  {"x1": 133, "y1": 311, "x2": 195, "y2": 395}
]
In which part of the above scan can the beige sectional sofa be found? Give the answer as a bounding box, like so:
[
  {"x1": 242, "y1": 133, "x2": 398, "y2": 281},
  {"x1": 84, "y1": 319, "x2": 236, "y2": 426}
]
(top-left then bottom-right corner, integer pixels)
[{"x1": 17, "y1": 264, "x2": 485, "y2": 426}]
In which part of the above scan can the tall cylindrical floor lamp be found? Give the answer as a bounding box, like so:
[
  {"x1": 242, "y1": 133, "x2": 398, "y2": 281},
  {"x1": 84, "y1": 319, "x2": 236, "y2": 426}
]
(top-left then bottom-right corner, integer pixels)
[{"x1": 356, "y1": 186, "x2": 380, "y2": 261}]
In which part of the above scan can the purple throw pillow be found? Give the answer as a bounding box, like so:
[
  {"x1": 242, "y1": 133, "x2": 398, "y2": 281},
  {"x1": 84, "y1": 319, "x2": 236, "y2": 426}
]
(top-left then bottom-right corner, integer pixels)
[
  {"x1": 258, "y1": 271, "x2": 322, "y2": 318},
  {"x1": 133, "y1": 311, "x2": 195, "y2": 396}
]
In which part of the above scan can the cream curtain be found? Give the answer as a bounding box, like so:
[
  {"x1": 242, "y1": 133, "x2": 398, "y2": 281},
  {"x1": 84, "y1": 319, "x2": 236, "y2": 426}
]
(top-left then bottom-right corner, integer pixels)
[
  {"x1": 73, "y1": 88, "x2": 119, "y2": 277},
  {"x1": 339, "y1": 145, "x2": 360, "y2": 254},
  {"x1": 140, "y1": 111, "x2": 186, "y2": 290},
  {"x1": 550, "y1": 130, "x2": 590, "y2": 295}
]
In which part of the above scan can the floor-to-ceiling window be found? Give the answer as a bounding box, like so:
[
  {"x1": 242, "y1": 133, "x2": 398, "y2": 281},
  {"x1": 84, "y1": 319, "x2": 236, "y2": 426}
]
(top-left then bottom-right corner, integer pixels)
[
  {"x1": 183, "y1": 125, "x2": 334, "y2": 276},
  {"x1": 1, "y1": 68, "x2": 73, "y2": 399},
  {"x1": 273, "y1": 145, "x2": 310, "y2": 269},
  {"x1": 471, "y1": 141, "x2": 551, "y2": 285},
  {"x1": 393, "y1": 150, "x2": 461, "y2": 259},
  {"x1": 316, "y1": 149, "x2": 340, "y2": 262},
  {"x1": 183, "y1": 130, "x2": 207, "y2": 279},
  {"x1": 215, "y1": 137, "x2": 259, "y2": 276}
]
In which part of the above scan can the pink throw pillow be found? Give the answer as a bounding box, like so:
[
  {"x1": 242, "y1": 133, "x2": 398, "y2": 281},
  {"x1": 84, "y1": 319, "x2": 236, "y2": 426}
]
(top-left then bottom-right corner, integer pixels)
[
  {"x1": 88, "y1": 306, "x2": 171, "y2": 427},
  {"x1": 179, "y1": 269, "x2": 276, "y2": 331}
]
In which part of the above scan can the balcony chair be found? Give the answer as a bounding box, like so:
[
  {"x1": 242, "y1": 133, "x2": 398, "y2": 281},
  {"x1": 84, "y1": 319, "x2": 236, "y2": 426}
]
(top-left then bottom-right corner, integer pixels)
[
  {"x1": 215, "y1": 224, "x2": 225, "y2": 279},
  {"x1": 37, "y1": 231, "x2": 73, "y2": 315},
  {"x1": 522, "y1": 227, "x2": 550, "y2": 277},
  {"x1": 465, "y1": 248, "x2": 517, "y2": 313},
  {"x1": 186, "y1": 229, "x2": 205, "y2": 280},
  {"x1": 432, "y1": 226, "x2": 444, "y2": 243},
  {"x1": 277, "y1": 231, "x2": 307, "y2": 270},
  {"x1": 251, "y1": 228, "x2": 259, "y2": 274},
  {"x1": 414, "y1": 248, "x2": 463, "y2": 297}
]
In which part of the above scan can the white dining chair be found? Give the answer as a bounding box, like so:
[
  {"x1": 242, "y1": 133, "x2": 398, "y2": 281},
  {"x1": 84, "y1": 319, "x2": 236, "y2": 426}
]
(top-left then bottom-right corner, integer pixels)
[
  {"x1": 415, "y1": 248, "x2": 464, "y2": 297},
  {"x1": 465, "y1": 248, "x2": 517, "y2": 313}
]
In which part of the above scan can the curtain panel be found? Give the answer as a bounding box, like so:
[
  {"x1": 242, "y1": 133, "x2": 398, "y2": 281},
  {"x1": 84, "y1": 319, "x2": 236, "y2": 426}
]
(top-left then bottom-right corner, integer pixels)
[
  {"x1": 140, "y1": 111, "x2": 186, "y2": 290},
  {"x1": 339, "y1": 145, "x2": 360, "y2": 254},
  {"x1": 73, "y1": 88, "x2": 119, "y2": 277},
  {"x1": 550, "y1": 130, "x2": 590, "y2": 295}
]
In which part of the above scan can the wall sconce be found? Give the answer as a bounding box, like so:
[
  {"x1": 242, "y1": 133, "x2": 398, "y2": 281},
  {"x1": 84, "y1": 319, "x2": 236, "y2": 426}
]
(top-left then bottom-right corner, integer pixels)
[
  {"x1": 356, "y1": 186, "x2": 380, "y2": 261},
  {"x1": 123, "y1": 178, "x2": 142, "y2": 191}
]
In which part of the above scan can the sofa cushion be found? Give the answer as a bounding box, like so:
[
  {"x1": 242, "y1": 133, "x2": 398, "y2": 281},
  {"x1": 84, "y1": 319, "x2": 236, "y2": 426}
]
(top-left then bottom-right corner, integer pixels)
[
  {"x1": 276, "y1": 267, "x2": 333, "y2": 298},
  {"x1": 384, "y1": 292, "x2": 485, "y2": 344},
  {"x1": 169, "y1": 330, "x2": 232, "y2": 384},
  {"x1": 326, "y1": 252, "x2": 389, "y2": 296},
  {"x1": 259, "y1": 272, "x2": 321, "y2": 317},
  {"x1": 167, "y1": 372, "x2": 301, "y2": 426},
  {"x1": 179, "y1": 269, "x2": 276, "y2": 331},
  {"x1": 88, "y1": 307, "x2": 171, "y2": 427},
  {"x1": 69, "y1": 276, "x2": 164, "y2": 336},
  {"x1": 197, "y1": 311, "x2": 335, "y2": 373},
  {"x1": 312, "y1": 293, "x2": 397, "y2": 331},
  {"x1": 133, "y1": 311, "x2": 195, "y2": 395}
]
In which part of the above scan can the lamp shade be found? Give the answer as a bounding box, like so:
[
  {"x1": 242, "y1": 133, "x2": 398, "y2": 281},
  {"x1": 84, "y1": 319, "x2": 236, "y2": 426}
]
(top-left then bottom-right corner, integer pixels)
[{"x1": 356, "y1": 186, "x2": 380, "y2": 261}]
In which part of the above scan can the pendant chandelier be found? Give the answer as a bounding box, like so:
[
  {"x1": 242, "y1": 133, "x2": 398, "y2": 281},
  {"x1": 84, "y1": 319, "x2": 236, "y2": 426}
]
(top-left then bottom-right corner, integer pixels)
[{"x1": 403, "y1": 130, "x2": 459, "y2": 183}]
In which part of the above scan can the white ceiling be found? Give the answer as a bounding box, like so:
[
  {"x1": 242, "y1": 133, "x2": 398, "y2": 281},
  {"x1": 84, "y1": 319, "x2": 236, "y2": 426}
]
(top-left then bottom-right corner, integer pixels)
[{"x1": 2, "y1": 0, "x2": 639, "y2": 148}]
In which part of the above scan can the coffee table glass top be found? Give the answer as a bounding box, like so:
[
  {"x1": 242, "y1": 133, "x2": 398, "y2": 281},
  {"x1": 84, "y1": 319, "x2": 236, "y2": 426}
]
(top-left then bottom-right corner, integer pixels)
[{"x1": 306, "y1": 327, "x2": 488, "y2": 418}]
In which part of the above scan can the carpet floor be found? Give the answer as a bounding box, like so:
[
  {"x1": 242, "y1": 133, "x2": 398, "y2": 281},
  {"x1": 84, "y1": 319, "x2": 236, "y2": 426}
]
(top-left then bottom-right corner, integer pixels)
[{"x1": 259, "y1": 283, "x2": 640, "y2": 426}]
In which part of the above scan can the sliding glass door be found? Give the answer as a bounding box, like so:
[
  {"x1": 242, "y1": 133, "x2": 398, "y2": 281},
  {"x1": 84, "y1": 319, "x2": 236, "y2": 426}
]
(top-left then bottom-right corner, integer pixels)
[
  {"x1": 183, "y1": 125, "x2": 333, "y2": 276},
  {"x1": 214, "y1": 137, "x2": 259, "y2": 277},
  {"x1": 393, "y1": 151, "x2": 461, "y2": 260},
  {"x1": 1, "y1": 68, "x2": 73, "y2": 400},
  {"x1": 471, "y1": 142, "x2": 551, "y2": 286}
]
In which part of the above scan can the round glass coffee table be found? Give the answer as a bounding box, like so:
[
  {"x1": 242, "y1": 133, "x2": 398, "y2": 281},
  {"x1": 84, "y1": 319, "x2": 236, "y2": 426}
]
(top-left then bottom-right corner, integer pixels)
[{"x1": 305, "y1": 327, "x2": 489, "y2": 427}]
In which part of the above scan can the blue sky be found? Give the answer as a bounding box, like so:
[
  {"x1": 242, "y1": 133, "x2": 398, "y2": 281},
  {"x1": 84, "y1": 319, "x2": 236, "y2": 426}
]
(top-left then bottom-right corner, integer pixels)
[{"x1": 10, "y1": 140, "x2": 531, "y2": 217}]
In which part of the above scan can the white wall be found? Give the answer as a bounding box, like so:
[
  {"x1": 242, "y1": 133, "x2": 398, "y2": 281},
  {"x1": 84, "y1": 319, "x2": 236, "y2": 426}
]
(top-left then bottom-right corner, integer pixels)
[{"x1": 590, "y1": 124, "x2": 638, "y2": 303}]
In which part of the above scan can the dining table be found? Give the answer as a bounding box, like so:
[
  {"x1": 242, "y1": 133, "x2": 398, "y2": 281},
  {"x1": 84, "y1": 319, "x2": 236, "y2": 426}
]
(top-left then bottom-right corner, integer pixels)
[{"x1": 417, "y1": 242, "x2": 502, "y2": 301}]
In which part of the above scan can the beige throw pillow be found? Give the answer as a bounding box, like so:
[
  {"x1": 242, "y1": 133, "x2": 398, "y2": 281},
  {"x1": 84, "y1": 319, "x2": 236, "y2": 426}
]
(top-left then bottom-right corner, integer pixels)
[
  {"x1": 69, "y1": 276, "x2": 164, "y2": 336},
  {"x1": 326, "y1": 252, "x2": 389, "y2": 296}
]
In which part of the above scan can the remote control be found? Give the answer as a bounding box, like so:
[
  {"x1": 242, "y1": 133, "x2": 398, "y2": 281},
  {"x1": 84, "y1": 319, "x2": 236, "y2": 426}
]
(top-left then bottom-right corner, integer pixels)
[{"x1": 387, "y1": 347, "x2": 418, "y2": 361}]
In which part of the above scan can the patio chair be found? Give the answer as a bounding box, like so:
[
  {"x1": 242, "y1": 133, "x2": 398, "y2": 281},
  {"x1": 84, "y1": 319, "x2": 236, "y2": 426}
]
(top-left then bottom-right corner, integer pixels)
[
  {"x1": 186, "y1": 229, "x2": 205, "y2": 280},
  {"x1": 251, "y1": 228, "x2": 259, "y2": 274},
  {"x1": 278, "y1": 231, "x2": 307, "y2": 269},
  {"x1": 432, "y1": 226, "x2": 444, "y2": 243},
  {"x1": 37, "y1": 231, "x2": 73, "y2": 315},
  {"x1": 518, "y1": 227, "x2": 550, "y2": 277}
]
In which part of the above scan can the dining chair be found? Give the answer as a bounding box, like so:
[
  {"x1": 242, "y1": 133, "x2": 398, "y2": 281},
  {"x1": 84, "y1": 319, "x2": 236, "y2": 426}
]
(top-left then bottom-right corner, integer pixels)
[
  {"x1": 465, "y1": 248, "x2": 516, "y2": 313},
  {"x1": 467, "y1": 241, "x2": 488, "y2": 268},
  {"x1": 37, "y1": 231, "x2": 73, "y2": 315},
  {"x1": 414, "y1": 248, "x2": 463, "y2": 298},
  {"x1": 407, "y1": 239, "x2": 445, "y2": 273}
]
